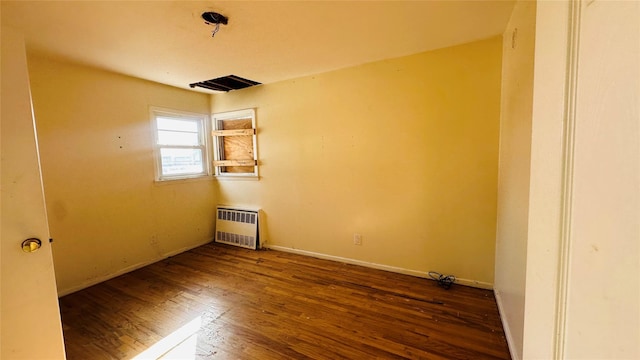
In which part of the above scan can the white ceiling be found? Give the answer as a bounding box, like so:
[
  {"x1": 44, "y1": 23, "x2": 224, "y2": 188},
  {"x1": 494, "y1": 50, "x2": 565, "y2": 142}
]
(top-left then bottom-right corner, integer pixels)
[{"x1": 2, "y1": 1, "x2": 514, "y2": 93}]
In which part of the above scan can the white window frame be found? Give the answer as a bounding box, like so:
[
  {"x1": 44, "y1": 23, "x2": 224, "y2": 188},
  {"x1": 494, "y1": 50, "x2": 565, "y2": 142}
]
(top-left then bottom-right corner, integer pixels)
[
  {"x1": 212, "y1": 108, "x2": 259, "y2": 178},
  {"x1": 151, "y1": 107, "x2": 211, "y2": 181}
]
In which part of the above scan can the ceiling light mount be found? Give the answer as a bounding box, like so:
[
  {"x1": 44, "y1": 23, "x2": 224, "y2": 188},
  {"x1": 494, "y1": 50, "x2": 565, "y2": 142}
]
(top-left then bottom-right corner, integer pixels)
[{"x1": 202, "y1": 11, "x2": 228, "y2": 38}]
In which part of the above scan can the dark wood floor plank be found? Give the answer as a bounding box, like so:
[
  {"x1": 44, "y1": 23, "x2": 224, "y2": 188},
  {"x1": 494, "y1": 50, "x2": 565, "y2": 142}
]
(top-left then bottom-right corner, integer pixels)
[{"x1": 59, "y1": 243, "x2": 510, "y2": 359}]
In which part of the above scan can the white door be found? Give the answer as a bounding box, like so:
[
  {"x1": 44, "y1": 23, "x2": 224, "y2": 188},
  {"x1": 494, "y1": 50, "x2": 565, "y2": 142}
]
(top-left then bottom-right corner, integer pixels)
[
  {"x1": 524, "y1": 1, "x2": 639, "y2": 359},
  {"x1": 1, "y1": 27, "x2": 66, "y2": 359},
  {"x1": 564, "y1": 1, "x2": 640, "y2": 358}
]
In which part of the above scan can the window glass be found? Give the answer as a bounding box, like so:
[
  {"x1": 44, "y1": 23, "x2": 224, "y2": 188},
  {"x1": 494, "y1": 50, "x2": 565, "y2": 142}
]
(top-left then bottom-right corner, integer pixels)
[
  {"x1": 151, "y1": 108, "x2": 209, "y2": 181},
  {"x1": 159, "y1": 148, "x2": 204, "y2": 175},
  {"x1": 157, "y1": 130, "x2": 200, "y2": 146}
]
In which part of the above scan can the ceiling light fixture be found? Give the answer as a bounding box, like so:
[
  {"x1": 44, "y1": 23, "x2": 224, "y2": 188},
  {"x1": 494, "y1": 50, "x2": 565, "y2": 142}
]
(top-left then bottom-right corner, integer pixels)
[{"x1": 202, "y1": 11, "x2": 228, "y2": 38}]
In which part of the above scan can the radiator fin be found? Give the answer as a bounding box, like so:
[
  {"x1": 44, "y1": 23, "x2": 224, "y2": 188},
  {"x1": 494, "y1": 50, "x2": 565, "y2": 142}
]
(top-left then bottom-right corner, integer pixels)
[{"x1": 216, "y1": 231, "x2": 255, "y2": 248}]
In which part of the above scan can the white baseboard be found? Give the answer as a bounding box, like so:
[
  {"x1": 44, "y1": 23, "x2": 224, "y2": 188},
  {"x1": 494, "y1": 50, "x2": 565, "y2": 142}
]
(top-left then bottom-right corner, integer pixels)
[
  {"x1": 494, "y1": 290, "x2": 519, "y2": 360},
  {"x1": 57, "y1": 238, "x2": 214, "y2": 297},
  {"x1": 265, "y1": 245, "x2": 493, "y2": 290}
]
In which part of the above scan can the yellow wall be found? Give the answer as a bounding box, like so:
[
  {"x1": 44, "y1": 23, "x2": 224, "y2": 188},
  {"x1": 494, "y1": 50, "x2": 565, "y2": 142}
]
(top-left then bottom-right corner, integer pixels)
[
  {"x1": 27, "y1": 56, "x2": 218, "y2": 295},
  {"x1": 493, "y1": 0, "x2": 536, "y2": 358},
  {"x1": 211, "y1": 37, "x2": 502, "y2": 285}
]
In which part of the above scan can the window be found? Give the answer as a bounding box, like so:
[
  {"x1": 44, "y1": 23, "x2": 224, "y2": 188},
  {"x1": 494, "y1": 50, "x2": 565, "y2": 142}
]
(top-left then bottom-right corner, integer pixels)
[
  {"x1": 212, "y1": 109, "x2": 258, "y2": 178},
  {"x1": 151, "y1": 108, "x2": 209, "y2": 181}
]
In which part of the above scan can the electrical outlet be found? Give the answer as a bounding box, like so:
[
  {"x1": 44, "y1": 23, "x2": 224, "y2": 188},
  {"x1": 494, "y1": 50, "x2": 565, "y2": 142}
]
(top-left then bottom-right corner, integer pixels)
[{"x1": 353, "y1": 233, "x2": 362, "y2": 246}]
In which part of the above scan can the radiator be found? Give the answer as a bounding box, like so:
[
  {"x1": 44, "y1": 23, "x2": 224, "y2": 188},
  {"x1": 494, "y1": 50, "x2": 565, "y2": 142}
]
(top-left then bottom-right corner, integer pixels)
[{"x1": 215, "y1": 206, "x2": 261, "y2": 249}]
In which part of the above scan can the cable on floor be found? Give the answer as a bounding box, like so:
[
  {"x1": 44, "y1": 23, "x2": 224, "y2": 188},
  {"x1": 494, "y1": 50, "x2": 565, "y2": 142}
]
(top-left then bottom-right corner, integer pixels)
[{"x1": 428, "y1": 271, "x2": 456, "y2": 290}]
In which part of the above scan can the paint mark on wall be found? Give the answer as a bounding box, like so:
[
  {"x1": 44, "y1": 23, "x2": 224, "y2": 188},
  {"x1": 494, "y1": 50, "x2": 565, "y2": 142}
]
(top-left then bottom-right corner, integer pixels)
[{"x1": 52, "y1": 200, "x2": 68, "y2": 222}]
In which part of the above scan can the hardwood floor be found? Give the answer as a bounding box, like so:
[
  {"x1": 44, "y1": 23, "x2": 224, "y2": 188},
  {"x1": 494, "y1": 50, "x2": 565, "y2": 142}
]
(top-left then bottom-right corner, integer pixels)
[{"x1": 59, "y1": 243, "x2": 511, "y2": 359}]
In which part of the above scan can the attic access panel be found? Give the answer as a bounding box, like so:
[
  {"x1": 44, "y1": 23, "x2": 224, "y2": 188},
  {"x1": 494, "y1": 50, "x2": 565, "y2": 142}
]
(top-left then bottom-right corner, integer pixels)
[{"x1": 189, "y1": 75, "x2": 261, "y2": 92}]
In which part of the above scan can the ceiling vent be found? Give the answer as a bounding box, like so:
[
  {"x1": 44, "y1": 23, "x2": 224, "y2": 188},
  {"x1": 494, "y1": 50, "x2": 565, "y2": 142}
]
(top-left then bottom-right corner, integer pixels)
[{"x1": 189, "y1": 75, "x2": 261, "y2": 92}]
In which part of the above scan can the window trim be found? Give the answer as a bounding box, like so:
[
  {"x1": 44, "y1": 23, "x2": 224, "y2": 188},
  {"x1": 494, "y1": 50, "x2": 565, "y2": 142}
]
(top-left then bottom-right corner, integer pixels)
[
  {"x1": 151, "y1": 107, "x2": 211, "y2": 182},
  {"x1": 212, "y1": 108, "x2": 259, "y2": 179}
]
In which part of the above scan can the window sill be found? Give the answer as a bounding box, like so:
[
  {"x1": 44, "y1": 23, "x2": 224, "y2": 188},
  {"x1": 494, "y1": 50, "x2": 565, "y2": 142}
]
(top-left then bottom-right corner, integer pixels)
[
  {"x1": 214, "y1": 175, "x2": 260, "y2": 181},
  {"x1": 153, "y1": 175, "x2": 214, "y2": 186}
]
